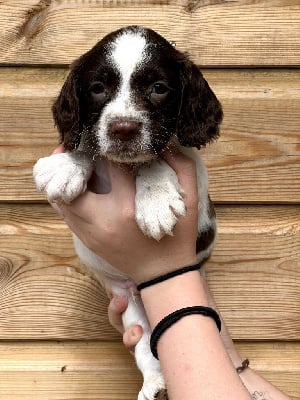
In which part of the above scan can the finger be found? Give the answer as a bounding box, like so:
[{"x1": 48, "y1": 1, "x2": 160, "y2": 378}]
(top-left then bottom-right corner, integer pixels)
[
  {"x1": 108, "y1": 296, "x2": 128, "y2": 334},
  {"x1": 52, "y1": 145, "x2": 65, "y2": 154},
  {"x1": 88, "y1": 158, "x2": 111, "y2": 194},
  {"x1": 51, "y1": 194, "x2": 102, "y2": 245},
  {"x1": 51, "y1": 158, "x2": 136, "y2": 225},
  {"x1": 107, "y1": 161, "x2": 136, "y2": 195},
  {"x1": 162, "y1": 149, "x2": 197, "y2": 182},
  {"x1": 123, "y1": 325, "x2": 143, "y2": 349},
  {"x1": 162, "y1": 150, "x2": 198, "y2": 205},
  {"x1": 57, "y1": 191, "x2": 102, "y2": 223},
  {"x1": 51, "y1": 202, "x2": 65, "y2": 219},
  {"x1": 60, "y1": 162, "x2": 136, "y2": 221}
]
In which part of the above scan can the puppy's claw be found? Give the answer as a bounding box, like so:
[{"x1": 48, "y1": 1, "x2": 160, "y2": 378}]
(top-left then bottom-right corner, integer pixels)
[{"x1": 155, "y1": 389, "x2": 168, "y2": 400}]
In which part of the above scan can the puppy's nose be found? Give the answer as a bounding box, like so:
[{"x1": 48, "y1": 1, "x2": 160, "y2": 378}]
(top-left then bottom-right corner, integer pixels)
[{"x1": 109, "y1": 119, "x2": 141, "y2": 141}]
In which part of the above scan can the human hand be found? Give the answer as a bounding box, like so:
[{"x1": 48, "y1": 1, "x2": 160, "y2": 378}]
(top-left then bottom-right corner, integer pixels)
[
  {"x1": 52, "y1": 149, "x2": 199, "y2": 284},
  {"x1": 108, "y1": 295, "x2": 143, "y2": 349}
]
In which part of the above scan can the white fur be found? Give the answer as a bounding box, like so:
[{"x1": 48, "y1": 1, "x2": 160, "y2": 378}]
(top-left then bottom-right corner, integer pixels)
[
  {"x1": 112, "y1": 31, "x2": 147, "y2": 82},
  {"x1": 33, "y1": 29, "x2": 217, "y2": 400},
  {"x1": 95, "y1": 31, "x2": 153, "y2": 162},
  {"x1": 33, "y1": 152, "x2": 93, "y2": 203},
  {"x1": 136, "y1": 159, "x2": 186, "y2": 240}
]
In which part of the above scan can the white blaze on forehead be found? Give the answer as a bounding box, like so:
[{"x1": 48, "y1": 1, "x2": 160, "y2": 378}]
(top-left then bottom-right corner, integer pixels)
[
  {"x1": 96, "y1": 31, "x2": 152, "y2": 160},
  {"x1": 111, "y1": 32, "x2": 147, "y2": 80}
]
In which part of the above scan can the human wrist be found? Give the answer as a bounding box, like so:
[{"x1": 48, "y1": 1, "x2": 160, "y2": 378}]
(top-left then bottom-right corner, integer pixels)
[
  {"x1": 133, "y1": 252, "x2": 198, "y2": 286},
  {"x1": 136, "y1": 261, "x2": 201, "y2": 291},
  {"x1": 140, "y1": 270, "x2": 210, "y2": 328}
]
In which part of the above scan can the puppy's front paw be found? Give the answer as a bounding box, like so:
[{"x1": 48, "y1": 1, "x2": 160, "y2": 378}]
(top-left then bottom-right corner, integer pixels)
[
  {"x1": 33, "y1": 152, "x2": 93, "y2": 203},
  {"x1": 135, "y1": 160, "x2": 186, "y2": 241}
]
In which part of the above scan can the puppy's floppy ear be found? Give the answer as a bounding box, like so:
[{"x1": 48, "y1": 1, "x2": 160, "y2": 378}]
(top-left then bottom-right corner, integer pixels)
[
  {"x1": 52, "y1": 68, "x2": 82, "y2": 151},
  {"x1": 177, "y1": 58, "x2": 223, "y2": 148}
]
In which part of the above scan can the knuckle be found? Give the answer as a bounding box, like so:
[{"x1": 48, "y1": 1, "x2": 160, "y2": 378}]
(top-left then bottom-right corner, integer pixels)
[{"x1": 121, "y1": 204, "x2": 135, "y2": 222}]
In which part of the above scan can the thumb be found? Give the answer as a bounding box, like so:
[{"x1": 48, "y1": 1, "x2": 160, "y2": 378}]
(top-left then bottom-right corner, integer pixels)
[
  {"x1": 107, "y1": 161, "x2": 136, "y2": 195},
  {"x1": 52, "y1": 145, "x2": 65, "y2": 154}
]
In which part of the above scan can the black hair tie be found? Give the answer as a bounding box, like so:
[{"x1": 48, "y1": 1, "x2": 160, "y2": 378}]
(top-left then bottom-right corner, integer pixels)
[
  {"x1": 137, "y1": 263, "x2": 201, "y2": 291},
  {"x1": 150, "y1": 306, "x2": 221, "y2": 360}
]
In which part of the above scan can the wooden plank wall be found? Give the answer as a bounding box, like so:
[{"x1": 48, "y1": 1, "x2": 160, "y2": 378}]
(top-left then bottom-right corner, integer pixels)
[{"x1": 0, "y1": 0, "x2": 299, "y2": 398}]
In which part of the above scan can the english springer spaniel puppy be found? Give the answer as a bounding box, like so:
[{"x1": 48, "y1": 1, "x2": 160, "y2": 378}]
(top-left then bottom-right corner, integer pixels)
[{"x1": 33, "y1": 26, "x2": 222, "y2": 400}]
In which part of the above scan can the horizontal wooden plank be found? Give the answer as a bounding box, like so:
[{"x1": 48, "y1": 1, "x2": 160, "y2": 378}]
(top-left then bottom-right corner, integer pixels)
[
  {"x1": 0, "y1": 341, "x2": 140, "y2": 400},
  {"x1": 0, "y1": 204, "x2": 299, "y2": 340},
  {"x1": 206, "y1": 205, "x2": 300, "y2": 340},
  {"x1": 0, "y1": 68, "x2": 299, "y2": 203},
  {"x1": 0, "y1": 340, "x2": 298, "y2": 399},
  {"x1": 201, "y1": 69, "x2": 300, "y2": 203},
  {"x1": 237, "y1": 341, "x2": 300, "y2": 400},
  {"x1": 0, "y1": 1, "x2": 299, "y2": 66}
]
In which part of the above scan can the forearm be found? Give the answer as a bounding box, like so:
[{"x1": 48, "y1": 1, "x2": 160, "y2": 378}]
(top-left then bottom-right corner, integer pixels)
[
  {"x1": 201, "y1": 280, "x2": 291, "y2": 400},
  {"x1": 141, "y1": 271, "x2": 251, "y2": 400},
  {"x1": 215, "y1": 321, "x2": 291, "y2": 400},
  {"x1": 240, "y1": 368, "x2": 292, "y2": 400}
]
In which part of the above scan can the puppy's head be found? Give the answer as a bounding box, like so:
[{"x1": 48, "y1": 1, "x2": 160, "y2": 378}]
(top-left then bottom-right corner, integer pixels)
[{"x1": 53, "y1": 26, "x2": 222, "y2": 163}]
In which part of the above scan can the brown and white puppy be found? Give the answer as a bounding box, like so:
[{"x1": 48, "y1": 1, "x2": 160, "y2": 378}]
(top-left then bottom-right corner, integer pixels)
[{"x1": 33, "y1": 26, "x2": 222, "y2": 400}]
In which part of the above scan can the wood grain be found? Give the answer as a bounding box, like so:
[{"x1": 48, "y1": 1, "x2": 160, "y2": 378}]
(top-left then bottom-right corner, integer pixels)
[
  {"x1": 0, "y1": 68, "x2": 299, "y2": 203},
  {"x1": 206, "y1": 205, "x2": 300, "y2": 339},
  {"x1": 0, "y1": 203, "x2": 299, "y2": 340},
  {"x1": 0, "y1": 341, "x2": 298, "y2": 399},
  {"x1": 0, "y1": 205, "x2": 111, "y2": 339},
  {"x1": 0, "y1": 0, "x2": 298, "y2": 395},
  {"x1": 0, "y1": 1, "x2": 299, "y2": 66}
]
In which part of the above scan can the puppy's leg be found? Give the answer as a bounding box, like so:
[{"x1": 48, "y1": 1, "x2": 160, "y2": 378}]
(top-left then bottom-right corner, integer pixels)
[
  {"x1": 73, "y1": 237, "x2": 165, "y2": 400},
  {"x1": 109, "y1": 283, "x2": 165, "y2": 400},
  {"x1": 33, "y1": 152, "x2": 93, "y2": 203},
  {"x1": 135, "y1": 159, "x2": 186, "y2": 241}
]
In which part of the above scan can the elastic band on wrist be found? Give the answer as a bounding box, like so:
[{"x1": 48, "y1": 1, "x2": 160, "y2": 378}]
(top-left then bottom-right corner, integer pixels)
[
  {"x1": 150, "y1": 306, "x2": 221, "y2": 359},
  {"x1": 236, "y1": 358, "x2": 250, "y2": 374},
  {"x1": 137, "y1": 263, "x2": 201, "y2": 291}
]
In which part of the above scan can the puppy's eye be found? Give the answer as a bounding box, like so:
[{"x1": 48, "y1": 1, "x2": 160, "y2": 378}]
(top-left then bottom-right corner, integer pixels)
[
  {"x1": 150, "y1": 82, "x2": 171, "y2": 104},
  {"x1": 152, "y1": 82, "x2": 169, "y2": 95},
  {"x1": 89, "y1": 82, "x2": 106, "y2": 100}
]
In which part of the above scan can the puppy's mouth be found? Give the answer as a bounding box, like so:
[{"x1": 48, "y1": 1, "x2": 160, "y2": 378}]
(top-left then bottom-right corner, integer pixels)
[
  {"x1": 105, "y1": 141, "x2": 156, "y2": 164},
  {"x1": 95, "y1": 118, "x2": 174, "y2": 164}
]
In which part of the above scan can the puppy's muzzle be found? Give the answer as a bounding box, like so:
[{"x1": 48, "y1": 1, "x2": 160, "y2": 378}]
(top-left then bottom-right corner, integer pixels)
[{"x1": 109, "y1": 119, "x2": 142, "y2": 141}]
